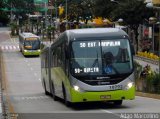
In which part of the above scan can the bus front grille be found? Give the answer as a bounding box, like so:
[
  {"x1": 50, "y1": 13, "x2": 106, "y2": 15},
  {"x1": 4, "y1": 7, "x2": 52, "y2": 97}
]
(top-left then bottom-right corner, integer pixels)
[{"x1": 76, "y1": 76, "x2": 127, "y2": 86}]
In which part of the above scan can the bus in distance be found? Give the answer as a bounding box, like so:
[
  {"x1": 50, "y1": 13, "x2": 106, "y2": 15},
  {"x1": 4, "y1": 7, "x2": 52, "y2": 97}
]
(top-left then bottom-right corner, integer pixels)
[
  {"x1": 41, "y1": 28, "x2": 135, "y2": 106},
  {"x1": 19, "y1": 32, "x2": 41, "y2": 56}
]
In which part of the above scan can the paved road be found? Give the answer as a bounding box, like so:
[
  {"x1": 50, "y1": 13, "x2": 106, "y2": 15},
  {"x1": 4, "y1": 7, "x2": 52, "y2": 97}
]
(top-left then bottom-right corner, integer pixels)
[{"x1": 0, "y1": 30, "x2": 160, "y2": 119}]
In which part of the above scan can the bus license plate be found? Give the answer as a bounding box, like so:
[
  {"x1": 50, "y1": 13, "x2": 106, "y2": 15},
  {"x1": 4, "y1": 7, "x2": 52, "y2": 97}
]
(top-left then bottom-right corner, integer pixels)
[
  {"x1": 100, "y1": 95, "x2": 111, "y2": 99},
  {"x1": 109, "y1": 85, "x2": 123, "y2": 90}
]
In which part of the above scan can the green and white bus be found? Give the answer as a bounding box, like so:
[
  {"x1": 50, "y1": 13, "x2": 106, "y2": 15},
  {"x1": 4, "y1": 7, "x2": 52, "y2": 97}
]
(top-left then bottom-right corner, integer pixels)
[
  {"x1": 19, "y1": 32, "x2": 41, "y2": 56},
  {"x1": 41, "y1": 28, "x2": 135, "y2": 106}
]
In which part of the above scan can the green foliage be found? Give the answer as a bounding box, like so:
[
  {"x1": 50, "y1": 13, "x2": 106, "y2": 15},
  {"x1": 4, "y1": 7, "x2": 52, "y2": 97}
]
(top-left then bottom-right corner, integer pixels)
[
  {"x1": 0, "y1": 11, "x2": 9, "y2": 25},
  {"x1": 93, "y1": 0, "x2": 115, "y2": 18},
  {"x1": 10, "y1": 22, "x2": 19, "y2": 36},
  {"x1": 152, "y1": 73, "x2": 160, "y2": 93},
  {"x1": 134, "y1": 61, "x2": 142, "y2": 80},
  {"x1": 151, "y1": 73, "x2": 160, "y2": 86},
  {"x1": 56, "y1": 0, "x2": 93, "y2": 22},
  {"x1": 94, "y1": 0, "x2": 154, "y2": 25},
  {"x1": 3, "y1": 0, "x2": 36, "y2": 14},
  {"x1": 135, "y1": 62, "x2": 160, "y2": 93}
]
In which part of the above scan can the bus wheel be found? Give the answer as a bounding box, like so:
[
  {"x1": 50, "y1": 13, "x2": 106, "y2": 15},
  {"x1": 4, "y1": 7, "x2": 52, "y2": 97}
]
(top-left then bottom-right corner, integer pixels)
[
  {"x1": 113, "y1": 100, "x2": 123, "y2": 106},
  {"x1": 51, "y1": 83, "x2": 58, "y2": 101},
  {"x1": 43, "y1": 79, "x2": 50, "y2": 95},
  {"x1": 62, "y1": 85, "x2": 71, "y2": 107}
]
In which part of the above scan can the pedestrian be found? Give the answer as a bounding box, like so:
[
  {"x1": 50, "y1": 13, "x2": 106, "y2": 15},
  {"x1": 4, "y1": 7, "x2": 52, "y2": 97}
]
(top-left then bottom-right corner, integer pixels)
[{"x1": 140, "y1": 67, "x2": 148, "y2": 79}]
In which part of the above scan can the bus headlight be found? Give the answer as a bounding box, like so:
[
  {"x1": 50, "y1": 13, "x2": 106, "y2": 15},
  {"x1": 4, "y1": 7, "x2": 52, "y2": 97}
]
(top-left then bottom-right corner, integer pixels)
[
  {"x1": 38, "y1": 49, "x2": 41, "y2": 52},
  {"x1": 124, "y1": 82, "x2": 134, "y2": 90},
  {"x1": 128, "y1": 82, "x2": 133, "y2": 88},
  {"x1": 24, "y1": 50, "x2": 27, "y2": 52},
  {"x1": 73, "y1": 85, "x2": 80, "y2": 92}
]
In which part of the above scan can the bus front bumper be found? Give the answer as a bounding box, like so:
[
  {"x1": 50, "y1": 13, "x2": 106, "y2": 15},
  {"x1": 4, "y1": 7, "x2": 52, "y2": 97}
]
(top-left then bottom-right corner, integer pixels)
[
  {"x1": 70, "y1": 86, "x2": 135, "y2": 103},
  {"x1": 23, "y1": 50, "x2": 41, "y2": 56}
]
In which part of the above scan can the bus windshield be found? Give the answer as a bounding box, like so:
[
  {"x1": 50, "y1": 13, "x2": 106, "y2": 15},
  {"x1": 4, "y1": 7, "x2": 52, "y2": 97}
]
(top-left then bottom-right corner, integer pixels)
[
  {"x1": 70, "y1": 39, "x2": 133, "y2": 76},
  {"x1": 24, "y1": 40, "x2": 40, "y2": 50}
]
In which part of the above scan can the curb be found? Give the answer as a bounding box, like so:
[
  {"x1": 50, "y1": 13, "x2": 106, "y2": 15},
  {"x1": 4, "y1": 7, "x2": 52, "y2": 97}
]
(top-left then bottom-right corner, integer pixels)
[
  {"x1": 0, "y1": 89, "x2": 2, "y2": 115},
  {"x1": 136, "y1": 92, "x2": 160, "y2": 100}
]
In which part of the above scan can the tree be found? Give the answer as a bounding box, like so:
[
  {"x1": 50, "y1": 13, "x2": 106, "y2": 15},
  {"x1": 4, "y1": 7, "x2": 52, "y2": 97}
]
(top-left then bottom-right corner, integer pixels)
[
  {"x1": 92, "y1": 0, "x2": 115, "y2": 18},
  {"x1": 93, "y1": 0, "x2": 154, "y2": 52},
  {"x1": 0, "y1": 0, "x2": 9, "y2": 25},
  {"x1": 55, "y1": 0, "x2": 93, "y2": 23},
  {"x1": 6, "y1": 0, "x2": 35, "y2": 13},
  {"x1": 110, "y1": 0, "x2": 154, "y2": 52}
]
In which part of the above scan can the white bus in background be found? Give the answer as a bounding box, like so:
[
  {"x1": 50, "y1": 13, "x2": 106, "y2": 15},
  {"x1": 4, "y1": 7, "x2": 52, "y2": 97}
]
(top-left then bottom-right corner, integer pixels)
[{"x1": 19, "y1": 32, "x2": 41, "y2": 56}]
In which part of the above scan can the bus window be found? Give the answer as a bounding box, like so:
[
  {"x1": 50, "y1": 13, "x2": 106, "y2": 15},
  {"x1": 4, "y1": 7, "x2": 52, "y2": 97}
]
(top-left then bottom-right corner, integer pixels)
[
  {"x1": 24, "y1": 40, "x2": 40, "y2": 50},
  {"x1": 70, "y1": 39, "x2": 133, "y2": 76}
]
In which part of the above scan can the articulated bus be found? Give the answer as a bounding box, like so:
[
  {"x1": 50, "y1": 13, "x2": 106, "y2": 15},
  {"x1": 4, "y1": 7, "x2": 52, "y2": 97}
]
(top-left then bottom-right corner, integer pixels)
[
  {"x1": 19, "y1": 32, "x2": 41, "y2": 56},
  {"x1": 41, "y1": 28, "x2": 135, "y2": 106}
]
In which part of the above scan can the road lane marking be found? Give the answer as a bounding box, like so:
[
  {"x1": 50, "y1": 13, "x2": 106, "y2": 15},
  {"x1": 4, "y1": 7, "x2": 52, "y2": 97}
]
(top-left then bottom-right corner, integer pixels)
[
  {"x1": 101, "y1": 109, "x2": 120, "y2": 117},
  {"x1": 9, "y1": 46, "x2": 12, "y2": 50},
  {"x1": 0, "y1": 45, "x2": 20, "y2": 51},
  {"x1": 14, "y1": 96, "x2": 49, "y2": 101},
  {"x1": 13, "y1": 46, "x2": 16, "y2": 50},
  {"x1": 1, "y1": 46, "x2": 4, "y2": 50},
  {"x1": 5, "y1": 46, "x2": 8, "y2": 50}
]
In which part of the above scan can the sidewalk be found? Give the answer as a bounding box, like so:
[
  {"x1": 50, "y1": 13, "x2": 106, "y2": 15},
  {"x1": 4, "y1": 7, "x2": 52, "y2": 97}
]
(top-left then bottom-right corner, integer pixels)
[
  {"x1": 134, "y1": 56, "x2": 160, "y2": 100},
  {"x1": 0, "y1": 83, "x2": 2, "y2": 118},
  {"x1": 136, "y1": 92, "x2": 160, "y2": 100}
]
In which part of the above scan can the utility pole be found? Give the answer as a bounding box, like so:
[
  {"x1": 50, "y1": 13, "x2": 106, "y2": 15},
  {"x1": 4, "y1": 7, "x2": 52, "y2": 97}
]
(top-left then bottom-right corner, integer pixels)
[
  {"x1": 45, "y1": 2, "x2": 48, "y2": 27},
  {"x1": 65, "y1": 0, "x2": 68, "y2": 30},
  {"x1": 55, "y1": 0, "x2": 57, "y2": 19},
  {"x1": 10, "y1": 3, "x2": 13, "y2": 23}
]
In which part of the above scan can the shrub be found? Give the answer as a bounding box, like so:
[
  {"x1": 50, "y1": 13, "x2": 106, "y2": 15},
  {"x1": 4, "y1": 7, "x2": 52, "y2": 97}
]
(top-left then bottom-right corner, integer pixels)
[
  {"x1": 137, "y1": 51, "x2": 159, "y2": 60},
  {"x1": 134, "y1": 61, "x2": 142, "y2": 80},
  {"x1": 10, "y1": 22, "x2": 19, "y2": 36},
  {"x1": 151, "y1": 73, "x2": 160, "y2": 93}
]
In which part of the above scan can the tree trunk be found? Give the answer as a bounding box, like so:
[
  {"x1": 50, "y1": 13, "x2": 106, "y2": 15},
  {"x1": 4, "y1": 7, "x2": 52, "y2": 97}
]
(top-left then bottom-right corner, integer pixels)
[{"x1": 132, "y1": 25, "x2": 139, "y2": 53}]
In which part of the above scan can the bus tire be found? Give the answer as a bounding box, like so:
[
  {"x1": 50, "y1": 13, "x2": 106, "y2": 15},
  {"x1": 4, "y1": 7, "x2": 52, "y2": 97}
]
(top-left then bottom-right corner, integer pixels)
[
  {"x1": 51, "y1": 83, "x2": 58, "y2": 101},
  {"x1": 43, "y1": 79, "x2": 50, "y2": 95},
  {"x1": 62, "y1": 84, "x2": 71, "y2": 107},
  {"x1": 113, "y1": 100, "x2": 123, "y2": 106}
]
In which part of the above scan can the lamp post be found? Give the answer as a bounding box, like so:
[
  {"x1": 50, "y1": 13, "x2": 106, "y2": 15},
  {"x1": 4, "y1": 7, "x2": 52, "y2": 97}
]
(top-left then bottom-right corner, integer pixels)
[
  {"x1": 149, "y1": 17, "x2": 157, "y2": 53},
  {"x1": 10, "y1": 3, "x2": 13, "y2": 23},
  {"x1": 146, "y1": 2, "x2": 160, "y2": 75}
]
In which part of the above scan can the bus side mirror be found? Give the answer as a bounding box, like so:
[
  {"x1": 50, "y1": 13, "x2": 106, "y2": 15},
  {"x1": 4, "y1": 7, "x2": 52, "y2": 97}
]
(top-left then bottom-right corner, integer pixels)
[{"x1": 131, "y1": 44, "x2": 135, "y2": 55}]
